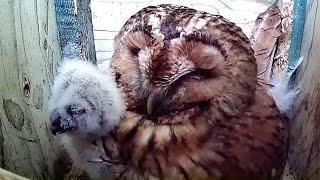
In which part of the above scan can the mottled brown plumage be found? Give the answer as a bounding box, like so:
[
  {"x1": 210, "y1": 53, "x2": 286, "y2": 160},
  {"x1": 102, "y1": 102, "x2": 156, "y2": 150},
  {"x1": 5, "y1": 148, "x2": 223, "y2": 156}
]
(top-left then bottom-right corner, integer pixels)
[{"x1": 106, "y1": 4, "x2": 288, "y2": 180}]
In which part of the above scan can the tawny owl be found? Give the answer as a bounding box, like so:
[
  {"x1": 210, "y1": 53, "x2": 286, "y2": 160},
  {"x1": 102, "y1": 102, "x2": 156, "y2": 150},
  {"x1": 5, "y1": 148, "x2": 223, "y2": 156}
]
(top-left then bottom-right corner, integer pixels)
[{"x1": 49, "y1": 4, "x2": 288, "y2": 180}]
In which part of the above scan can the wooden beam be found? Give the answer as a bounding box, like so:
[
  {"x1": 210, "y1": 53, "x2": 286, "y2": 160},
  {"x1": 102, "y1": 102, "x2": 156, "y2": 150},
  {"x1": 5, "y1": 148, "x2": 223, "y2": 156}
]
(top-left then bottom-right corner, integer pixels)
[{"x1": 0, "y1": 168, "x2": 29, "y2": 180}]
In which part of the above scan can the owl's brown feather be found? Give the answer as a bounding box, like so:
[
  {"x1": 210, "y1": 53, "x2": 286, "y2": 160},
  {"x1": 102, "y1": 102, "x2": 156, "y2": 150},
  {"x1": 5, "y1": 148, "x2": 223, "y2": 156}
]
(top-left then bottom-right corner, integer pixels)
[
  {"x1": 111, "y1": 88, "x2": 287, "y2": 180},
  {"x1": 108, "y1": 4, "x2": 288, "y2": 179}
]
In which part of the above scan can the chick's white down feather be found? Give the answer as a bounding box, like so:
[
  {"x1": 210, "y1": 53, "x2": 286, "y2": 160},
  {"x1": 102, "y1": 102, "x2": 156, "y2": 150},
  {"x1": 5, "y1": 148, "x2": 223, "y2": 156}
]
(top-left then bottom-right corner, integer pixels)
[
  {"x1": 49, "y1": 59, "x2": 125, "y2": 179},
  {"x1": 49, "y1": 59, "x2": 125, "y2": 134}
]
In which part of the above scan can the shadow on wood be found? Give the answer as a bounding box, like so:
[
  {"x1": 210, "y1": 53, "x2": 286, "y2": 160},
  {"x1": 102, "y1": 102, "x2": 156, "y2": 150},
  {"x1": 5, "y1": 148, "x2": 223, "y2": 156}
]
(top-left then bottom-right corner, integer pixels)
[{"x1": 288, "y1": 0, "x2": 320, "y2": 179}]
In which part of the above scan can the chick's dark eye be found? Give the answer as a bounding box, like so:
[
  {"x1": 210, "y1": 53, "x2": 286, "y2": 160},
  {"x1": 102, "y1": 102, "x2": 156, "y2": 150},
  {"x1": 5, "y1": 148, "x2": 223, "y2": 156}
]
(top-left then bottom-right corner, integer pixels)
[{"x1": 66, "y1": 105, "x2": 87, "y2": 115}]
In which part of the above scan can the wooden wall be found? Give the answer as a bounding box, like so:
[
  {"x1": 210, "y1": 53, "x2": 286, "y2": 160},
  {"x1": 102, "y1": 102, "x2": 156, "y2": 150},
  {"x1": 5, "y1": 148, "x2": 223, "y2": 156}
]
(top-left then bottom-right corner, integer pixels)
[
  {"x1": 1, "y1": 0, "x2": 320, "y2": 179},
  {"x1": 288, "y1": 0, "x2": 320, "y2": 179},
  {"x1": 0, "y1": 0, "x2": 61, "y2": 179}
]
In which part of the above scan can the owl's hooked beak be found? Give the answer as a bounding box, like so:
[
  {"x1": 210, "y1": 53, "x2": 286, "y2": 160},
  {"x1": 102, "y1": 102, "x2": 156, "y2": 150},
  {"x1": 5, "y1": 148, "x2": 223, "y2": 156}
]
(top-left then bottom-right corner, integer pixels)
[
  {"x1": 147, "y1": 92, "x2": 156, "y2": 115},
  {"x1": 147, "y1": 91, "x2": 164, "y2": 116}
]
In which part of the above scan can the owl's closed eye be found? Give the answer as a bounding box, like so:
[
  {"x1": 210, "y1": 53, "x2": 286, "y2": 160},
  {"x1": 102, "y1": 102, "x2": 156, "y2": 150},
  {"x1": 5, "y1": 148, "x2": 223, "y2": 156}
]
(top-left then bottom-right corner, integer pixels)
[
  {"x1": 110, "y1": 4, "x2": 287, "y2": 179},
  {"x1": 49, "y1": 4, "x2": 288, "y2": 180}
]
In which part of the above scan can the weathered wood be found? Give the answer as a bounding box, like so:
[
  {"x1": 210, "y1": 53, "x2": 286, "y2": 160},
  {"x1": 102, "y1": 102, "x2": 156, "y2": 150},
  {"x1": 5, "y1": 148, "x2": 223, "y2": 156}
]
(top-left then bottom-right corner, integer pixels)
[
  {"x1": 76, "y1": 0, "x2": 97, "y2": 62},
  {"x1": 0, "y1": 168, "x2": 29, "y2": 180},
  {"x1": 55, "y1": 0, "x2": 97, "y2": 63},
  {"x1": 0, "y1": 0, "x2": 61, "y2": 179},
  {"x1": 288, "y1": 0, "x2": 320, "y2": 179}
]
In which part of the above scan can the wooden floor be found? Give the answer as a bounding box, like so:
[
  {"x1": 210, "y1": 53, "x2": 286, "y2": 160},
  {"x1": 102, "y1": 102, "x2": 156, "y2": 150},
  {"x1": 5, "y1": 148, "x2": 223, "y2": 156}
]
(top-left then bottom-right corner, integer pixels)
[
  {"x1": 0, "y1": 168, "x2": 29, "y2": 180},
  {"x1": 91, "y1": 0, "x2": 273, "y2": 64}
]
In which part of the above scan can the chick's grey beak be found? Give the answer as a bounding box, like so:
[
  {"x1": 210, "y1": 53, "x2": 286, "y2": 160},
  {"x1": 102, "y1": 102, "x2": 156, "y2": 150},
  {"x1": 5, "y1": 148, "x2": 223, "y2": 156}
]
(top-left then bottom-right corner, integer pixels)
[
  {"x1": 50, "y1": 109, "x2": 64, "y2": 135},
  {"x1": 50, "y1": 109, "x2": 76, "y2": 135}
]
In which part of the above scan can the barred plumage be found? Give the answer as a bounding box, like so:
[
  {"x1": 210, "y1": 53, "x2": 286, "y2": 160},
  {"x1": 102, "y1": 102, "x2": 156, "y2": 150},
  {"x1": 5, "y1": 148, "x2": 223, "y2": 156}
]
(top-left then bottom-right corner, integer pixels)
[
  {"x1": 109, "y1": 4, "x2": 288, "y2": 180},
  {"x1": 50, "y1": 4, "x2": 288, "y2": 180}
]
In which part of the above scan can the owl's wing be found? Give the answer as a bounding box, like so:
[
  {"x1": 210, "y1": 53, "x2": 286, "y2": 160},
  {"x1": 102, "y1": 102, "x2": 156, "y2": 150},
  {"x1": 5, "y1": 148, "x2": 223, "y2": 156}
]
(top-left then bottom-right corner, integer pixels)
[{"x1": 202, "y1": 87, "x2": 288, "y2": 179}]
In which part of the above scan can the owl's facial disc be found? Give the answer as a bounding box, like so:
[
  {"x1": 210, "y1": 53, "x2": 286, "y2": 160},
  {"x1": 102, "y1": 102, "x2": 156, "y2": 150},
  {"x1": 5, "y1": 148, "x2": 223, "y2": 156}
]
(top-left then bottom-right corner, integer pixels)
[{"x1": 119, "y1": 32, "x2": 227, "y2": 118}]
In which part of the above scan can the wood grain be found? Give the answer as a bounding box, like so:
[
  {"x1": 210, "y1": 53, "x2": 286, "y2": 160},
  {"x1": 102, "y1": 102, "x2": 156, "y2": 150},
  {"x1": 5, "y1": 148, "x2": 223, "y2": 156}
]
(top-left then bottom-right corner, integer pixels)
[
  {"x1": 0, "y1": 168, "x2": 29, "y2": 180},
  {"x1": 288, "y1": 0, "x2": 320, "y2": 179},
  {"x1": 0, "y1": 0, "x2": 61, "y2": 179}
]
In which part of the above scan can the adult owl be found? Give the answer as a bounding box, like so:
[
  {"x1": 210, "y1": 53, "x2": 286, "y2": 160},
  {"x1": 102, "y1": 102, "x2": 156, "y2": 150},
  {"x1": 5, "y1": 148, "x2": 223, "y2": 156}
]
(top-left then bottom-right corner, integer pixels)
[{"x1": 49, "y1": 4, "x2": 288, "y2": 180}]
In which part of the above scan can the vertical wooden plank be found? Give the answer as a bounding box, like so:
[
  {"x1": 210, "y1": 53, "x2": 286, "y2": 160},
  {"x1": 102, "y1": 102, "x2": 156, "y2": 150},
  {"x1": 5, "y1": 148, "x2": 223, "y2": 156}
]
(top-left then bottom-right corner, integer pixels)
[
  {"x1": 288, "y1": 0, "x2": 320, "y2": 179},
  {"x1": 287, "y1": 0, "x2": 306, "y2": 71},
  {"x1": 0, "y1": 0, "x2": 61, "y2": 179},
  {"x1": 0, "y1": 116, "x2": 3, "y2": 168},
  {"x1": 54, "y1": 0, "x2": 97, "y2": 63},
  {"x1": 76, "y1": 0, "x2": 96, "y2": 62},
  {"x1": 54, "y1": 0, "x2": 78, "y2": 54}
]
